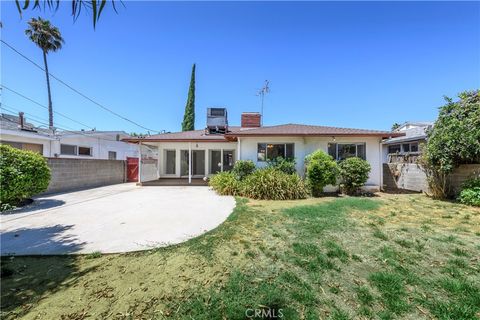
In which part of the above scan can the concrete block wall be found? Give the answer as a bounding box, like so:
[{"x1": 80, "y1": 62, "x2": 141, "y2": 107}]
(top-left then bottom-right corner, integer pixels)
[
  {"x1": 46, "y1": 158, "x2": 126, "y2": 194},
  {"x1": 383, "y1": 163, "x2": 480, "y2": 195}
]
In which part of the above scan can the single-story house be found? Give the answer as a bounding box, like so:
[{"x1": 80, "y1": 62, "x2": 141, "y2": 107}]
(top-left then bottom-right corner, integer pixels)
[
  {"x1": 124, "y1": 109, "x2": 404, "y2": 190},
  {"x1": 382, "y1": 121, "x2": 433, "y2": 163},
  {"x1": 0, "y1": 112, "x2": 138, "y2": 160}
]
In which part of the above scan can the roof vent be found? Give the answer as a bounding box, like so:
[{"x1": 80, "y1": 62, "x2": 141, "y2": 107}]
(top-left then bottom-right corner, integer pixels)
[{"x1": 206, "y1": 108, "x2": 228, "y2": 134}]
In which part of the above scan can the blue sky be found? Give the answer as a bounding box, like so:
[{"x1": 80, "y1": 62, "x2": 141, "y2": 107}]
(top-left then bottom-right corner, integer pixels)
[{"x1": 1, "y1": 1, "x2": 479, "y2": 134}]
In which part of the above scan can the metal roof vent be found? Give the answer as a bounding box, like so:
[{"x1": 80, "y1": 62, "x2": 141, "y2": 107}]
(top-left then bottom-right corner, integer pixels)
[{"x1": 206, "y1": 108, "x2": 228, "y2": 134}]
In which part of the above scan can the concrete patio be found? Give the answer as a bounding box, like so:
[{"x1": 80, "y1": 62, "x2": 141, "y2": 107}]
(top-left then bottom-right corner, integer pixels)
[{"x1": 0, "y1": 183, "x2": 235, "y2": 255}]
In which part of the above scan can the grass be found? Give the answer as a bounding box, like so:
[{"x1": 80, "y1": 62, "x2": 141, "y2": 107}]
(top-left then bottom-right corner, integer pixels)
[{"x1": 1, "y1": 193, "x2": 479, "y2": 319}]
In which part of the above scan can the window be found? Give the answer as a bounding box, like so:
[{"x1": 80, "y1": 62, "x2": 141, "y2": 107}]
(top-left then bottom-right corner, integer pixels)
[
  {"x1": 165, "y1": 150, "x2": 176, "y2": 174},
  {"x1": 410, "y1": 143, "x2": 419, "y2": 152},
  {"x1": 0, "y1": 141, "x2": 43, "y2": 154},
  {"x1": 402, "y1": 143, "x2": 410, "y2": 152},
  {"x1": 387, "y1": 144, "x2": 401, "y2": 154},
  {"x1": 78, "y1": 147, "x2": 92, "y2": 156},
  {"x1": 60, "y1": 144, "x2": 77, "y2": 155},
  {"x1": 328, "y1": 143, "x2": 366, "y2": 160},
  {"x1": 257, "y1": 143, "x2": 294, "y2": 161},
  {"x1": 108, "y1": 151, "x2": 117, "y2": 160}
]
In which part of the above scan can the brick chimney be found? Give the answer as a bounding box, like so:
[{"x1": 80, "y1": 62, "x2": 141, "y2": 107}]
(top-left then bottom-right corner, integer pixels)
[{"x1": 241, "y1": 112, "x2": 261, "y2": 128}]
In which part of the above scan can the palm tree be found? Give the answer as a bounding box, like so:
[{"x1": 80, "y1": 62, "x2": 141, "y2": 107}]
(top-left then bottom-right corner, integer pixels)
[{"x1": 25, "y1": 17, "x2": 64, "y2": 129}]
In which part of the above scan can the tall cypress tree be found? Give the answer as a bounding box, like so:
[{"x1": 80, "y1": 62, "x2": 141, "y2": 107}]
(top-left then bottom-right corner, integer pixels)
[{"x1": 182, "y1": 64, "x2": 196, "y2": 131}]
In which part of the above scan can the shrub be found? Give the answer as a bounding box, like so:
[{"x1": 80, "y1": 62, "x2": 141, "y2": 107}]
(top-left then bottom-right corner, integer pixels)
[
  {"x1": 208, "y1": 171, "x2": 241, "y2": 196},
  {"x1": 458, "y1": 177, "x2": 480, "y2": 206},
  {"x1": 0, "y1": 145, "x2": 51, "y2": 207},
  {"x1": 338, "y1": 157, "x2": 371, "y2": 195},
  {"x1": 232, "y1": 160, "x2": 256, "y2": 180},
  {"x1": 240, "y1": 167, "x2": 308, "y2": 200},
  {"x1": 305, "y1": 150, "x2": 338, "y2": 196},
  {"x1": 266, "y1": 157, "x2": 297, "y2": 175}
]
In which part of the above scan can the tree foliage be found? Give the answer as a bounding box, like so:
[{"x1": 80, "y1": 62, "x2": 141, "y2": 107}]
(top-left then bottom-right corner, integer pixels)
[
  {"x1": 26, "y1": 17, "x2": 64, "y2": 128},
  {"x1": 0, "y1": 145, "x2": 51, "y2": 206},
  {"x1": 182, "y1": 64, "x2": 196, "y2": 131},
  {"x1": 305, "y1": 150, "x2": 338, "y2": 196},
  {"x1": 15, "y1": 0, "x2": 121, "y2": 28},
  {"x1": 266, "y1": 157, "x2": 297, "y2": 175},
  {"x1": 424, "y1": 90, "x2": 480, "y2": 174}
]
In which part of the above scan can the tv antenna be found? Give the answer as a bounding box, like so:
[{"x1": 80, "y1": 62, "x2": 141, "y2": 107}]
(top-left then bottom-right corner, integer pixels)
[{"x1": 256, "y1": 80, "x2": 270, "y2": 126}]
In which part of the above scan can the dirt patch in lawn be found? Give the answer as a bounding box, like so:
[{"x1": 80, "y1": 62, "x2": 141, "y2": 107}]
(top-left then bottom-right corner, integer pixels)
[{"x1": 1, "y1": 194, "x2": 479, "y2": 319}]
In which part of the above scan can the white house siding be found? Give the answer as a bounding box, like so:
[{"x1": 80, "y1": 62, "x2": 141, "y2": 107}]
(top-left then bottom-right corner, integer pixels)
[
  {"x1": 0, "y1": 130, "x2": 54, "y2": 157},
  {"x1": 56, "y1": 135, "x2": 138, "y2": 160},
  {"x1": 150, "y1": 141, "x2": 238, "y2": 178},
  {"x1": 239, "y1": 136, "x2": 383, "y2": 187}
]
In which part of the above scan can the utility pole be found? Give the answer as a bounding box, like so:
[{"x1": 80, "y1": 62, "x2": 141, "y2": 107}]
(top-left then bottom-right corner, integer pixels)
[{"x1": 256, "y1": 80, "x2": 270, "y2": 126}]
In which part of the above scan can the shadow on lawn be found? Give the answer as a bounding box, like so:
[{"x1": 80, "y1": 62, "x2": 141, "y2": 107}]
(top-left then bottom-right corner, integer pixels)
[{"x1": 0, "y1": 225, "x2": 95, "y2": 318}]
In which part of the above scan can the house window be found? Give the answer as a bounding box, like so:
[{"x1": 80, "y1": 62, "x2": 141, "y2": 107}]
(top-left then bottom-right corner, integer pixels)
[
  {"x1": 410, "y1": 143, "x2": 419, "y2": 152},
  {"x1": 328, "y1": 143, "x2": 366, "y2": 160},
  {"x1": 257, "y1": 143, "x2": 294, "y2": 161},
  {"x1": 0, "y1": 141, "x2": 43, "y2": 154},
  {"x1": 108, "y1": 151, "x2": 117, "y2": 160},
  {"x1": 165, "y1": 150, "x2": 176, "y2": 174},
  {"x1": 387, "y1": 144, "x2": 401, "y2": 154},
  {"x1": 402, "y1": 143, "x2": 410, "y2": 152},
  {"x1": 78, "y1": 147, "x2": 92, "y2": 156},
  {"x1": 60, "y1": 144, "x2": 77, "y2": 155}
]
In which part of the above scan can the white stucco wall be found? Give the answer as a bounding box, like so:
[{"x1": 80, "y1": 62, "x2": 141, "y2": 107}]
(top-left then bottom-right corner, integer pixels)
[
  {"x1": 239, "y1": 136, "x2": 383, "y2": 186},
  {"x1": 149, "y1": 141, "x2": 237, "y2": 178},
  {"x1": 0, "y1": 130, "x2": 54, "y2": 157},
  {"x1": 57, "y1": 135, "x2": 138, "y2": 160},
  {"x1": 145, "y1": 136, "x2": 384, "y2": 187}
]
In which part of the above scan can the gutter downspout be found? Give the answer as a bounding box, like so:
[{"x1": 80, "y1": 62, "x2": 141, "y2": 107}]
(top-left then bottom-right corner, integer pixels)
[
  {"x1": 237, "y1": 137, "x2": 241, "y2": 161},
  {"x1": 379, "y1": 138, "x2": 383, "y2": 191}
]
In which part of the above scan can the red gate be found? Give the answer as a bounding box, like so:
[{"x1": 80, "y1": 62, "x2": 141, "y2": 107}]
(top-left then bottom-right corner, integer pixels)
[{"x1": 126, "y1": 157, "x2": 139, "y2": 182}]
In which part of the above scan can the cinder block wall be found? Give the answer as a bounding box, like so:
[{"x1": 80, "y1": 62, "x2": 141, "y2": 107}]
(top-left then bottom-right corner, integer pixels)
[
  {"x1": 383, "y1": 163, "x2": 480, "y2": 195},
  {"x1": 46, "y1": 158, "x2": 126, "y2": 194}
]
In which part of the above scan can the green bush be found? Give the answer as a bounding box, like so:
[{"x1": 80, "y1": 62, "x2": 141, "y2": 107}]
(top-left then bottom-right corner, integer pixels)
[
  {"x1": 208, "y1": 171, "x2": 241, "y2": 196},
  {"x1": 338, "y1": 157, "x2": 371, "y2": 195},
  {"x1": 240, "y1": 167, "x2": 308, "y2": 200},
  {"x1": 305, "y1": 150, "x2": 338, "y2": 196},
  {"x1": 0, "y1": 145, "x2": 51, "y2": 206},
  {"x1": 458, "y1": 177, "x2": 480, "y2": 206},
  {"x1": 266, "y1": 157, "x2": 297, "y2": 175},
  {"x1": 232, "y1": 160, "x2": 256, "y2": 180}
]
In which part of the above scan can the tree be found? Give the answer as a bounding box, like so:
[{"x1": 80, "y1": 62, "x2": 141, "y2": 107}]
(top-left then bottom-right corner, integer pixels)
[
  {"x1": 424, "y1": 90, "x2": 480, "y2": 173},
  {"x1": 25, "y1": 17, "x2": 64, "y2": 129},
  {"x1": 182, "y1": 64, "x2": 196, "y2": 131},
  {"x1": 15, "y1": 0, "x2": 120, "y2": 28},
  {"x1": 421, "y1": 90, "x2": 480, "y2": 199},
  {"x1": 391, "y1": 122, "x2": 401, "y2": 131}
]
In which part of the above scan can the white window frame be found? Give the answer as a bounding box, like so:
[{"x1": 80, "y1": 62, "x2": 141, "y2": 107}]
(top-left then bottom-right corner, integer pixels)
[
  {"x1": 329, "y1": 142, "x2": 366, "y2": 161},
  {"x1": 78, "y1": 146, "x2": 93, "y2": 157},
  {"x1": 60, "y1": 144, "x2": 77, "y2": 156},
  {"x1": 257, "y1": 143, "x2": 294, "y2": 162}
]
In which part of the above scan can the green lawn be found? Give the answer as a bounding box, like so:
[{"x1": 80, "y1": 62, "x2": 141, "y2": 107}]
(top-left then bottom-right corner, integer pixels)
[{"x1": 1, "y1": 194, "x2": 480, "y2": 319}]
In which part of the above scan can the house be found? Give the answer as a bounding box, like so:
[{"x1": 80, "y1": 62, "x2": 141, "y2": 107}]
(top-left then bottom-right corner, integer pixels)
[
  {"x1": 124, "y1": 108, "x2": 404, "y2": 190},
  {"x1": 0, "y1": 112, "x2": 138, "y2": 160},
  {"x1": 381, "y1": 121, "x2": 433, "y2": 163}
]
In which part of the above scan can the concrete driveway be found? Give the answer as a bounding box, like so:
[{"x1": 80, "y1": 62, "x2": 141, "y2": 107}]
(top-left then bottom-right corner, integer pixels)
[{"x1": 0, "y1": 183, "x2": 235, "y2": 255}]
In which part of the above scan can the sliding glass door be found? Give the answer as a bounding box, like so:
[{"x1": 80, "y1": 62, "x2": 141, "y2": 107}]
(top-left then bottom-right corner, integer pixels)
[{"x1": 180, "y1": 150, "x2": 205, "y2": 176}]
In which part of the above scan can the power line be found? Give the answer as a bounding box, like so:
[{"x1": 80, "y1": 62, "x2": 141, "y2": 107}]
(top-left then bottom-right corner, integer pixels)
[
  {"x1": 1, "y1": 40, "x2": 161, "y2": 133},
  {"x1": 0, "y1": 104, "x2": 121, "y2": 143},
  {"x1": 1, "y1": 84, "x2": 95, "y2": 130}
]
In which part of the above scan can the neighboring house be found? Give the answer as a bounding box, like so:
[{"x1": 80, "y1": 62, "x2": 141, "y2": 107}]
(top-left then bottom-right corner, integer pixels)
[
  {"x1": 124, "y1": 108, "x2": 404, "y2": 190},
  {"x1": 0, "y1": 112, "x2": 138, "y2": 160},
  {"x1": 381, "y1": 121, "x2": 433, "y2": 163}
]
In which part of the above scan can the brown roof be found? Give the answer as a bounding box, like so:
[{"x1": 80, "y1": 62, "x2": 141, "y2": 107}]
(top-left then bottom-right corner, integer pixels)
[
  {"x1": 226, "y1": 124, "x2": 404, "y2": 138},
  {"x1": 123, "y1": 124, "x2": 403, "y2": 143},
  {"x1": 123, "y1": 127, "x2": 241, "y2": 143}
]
